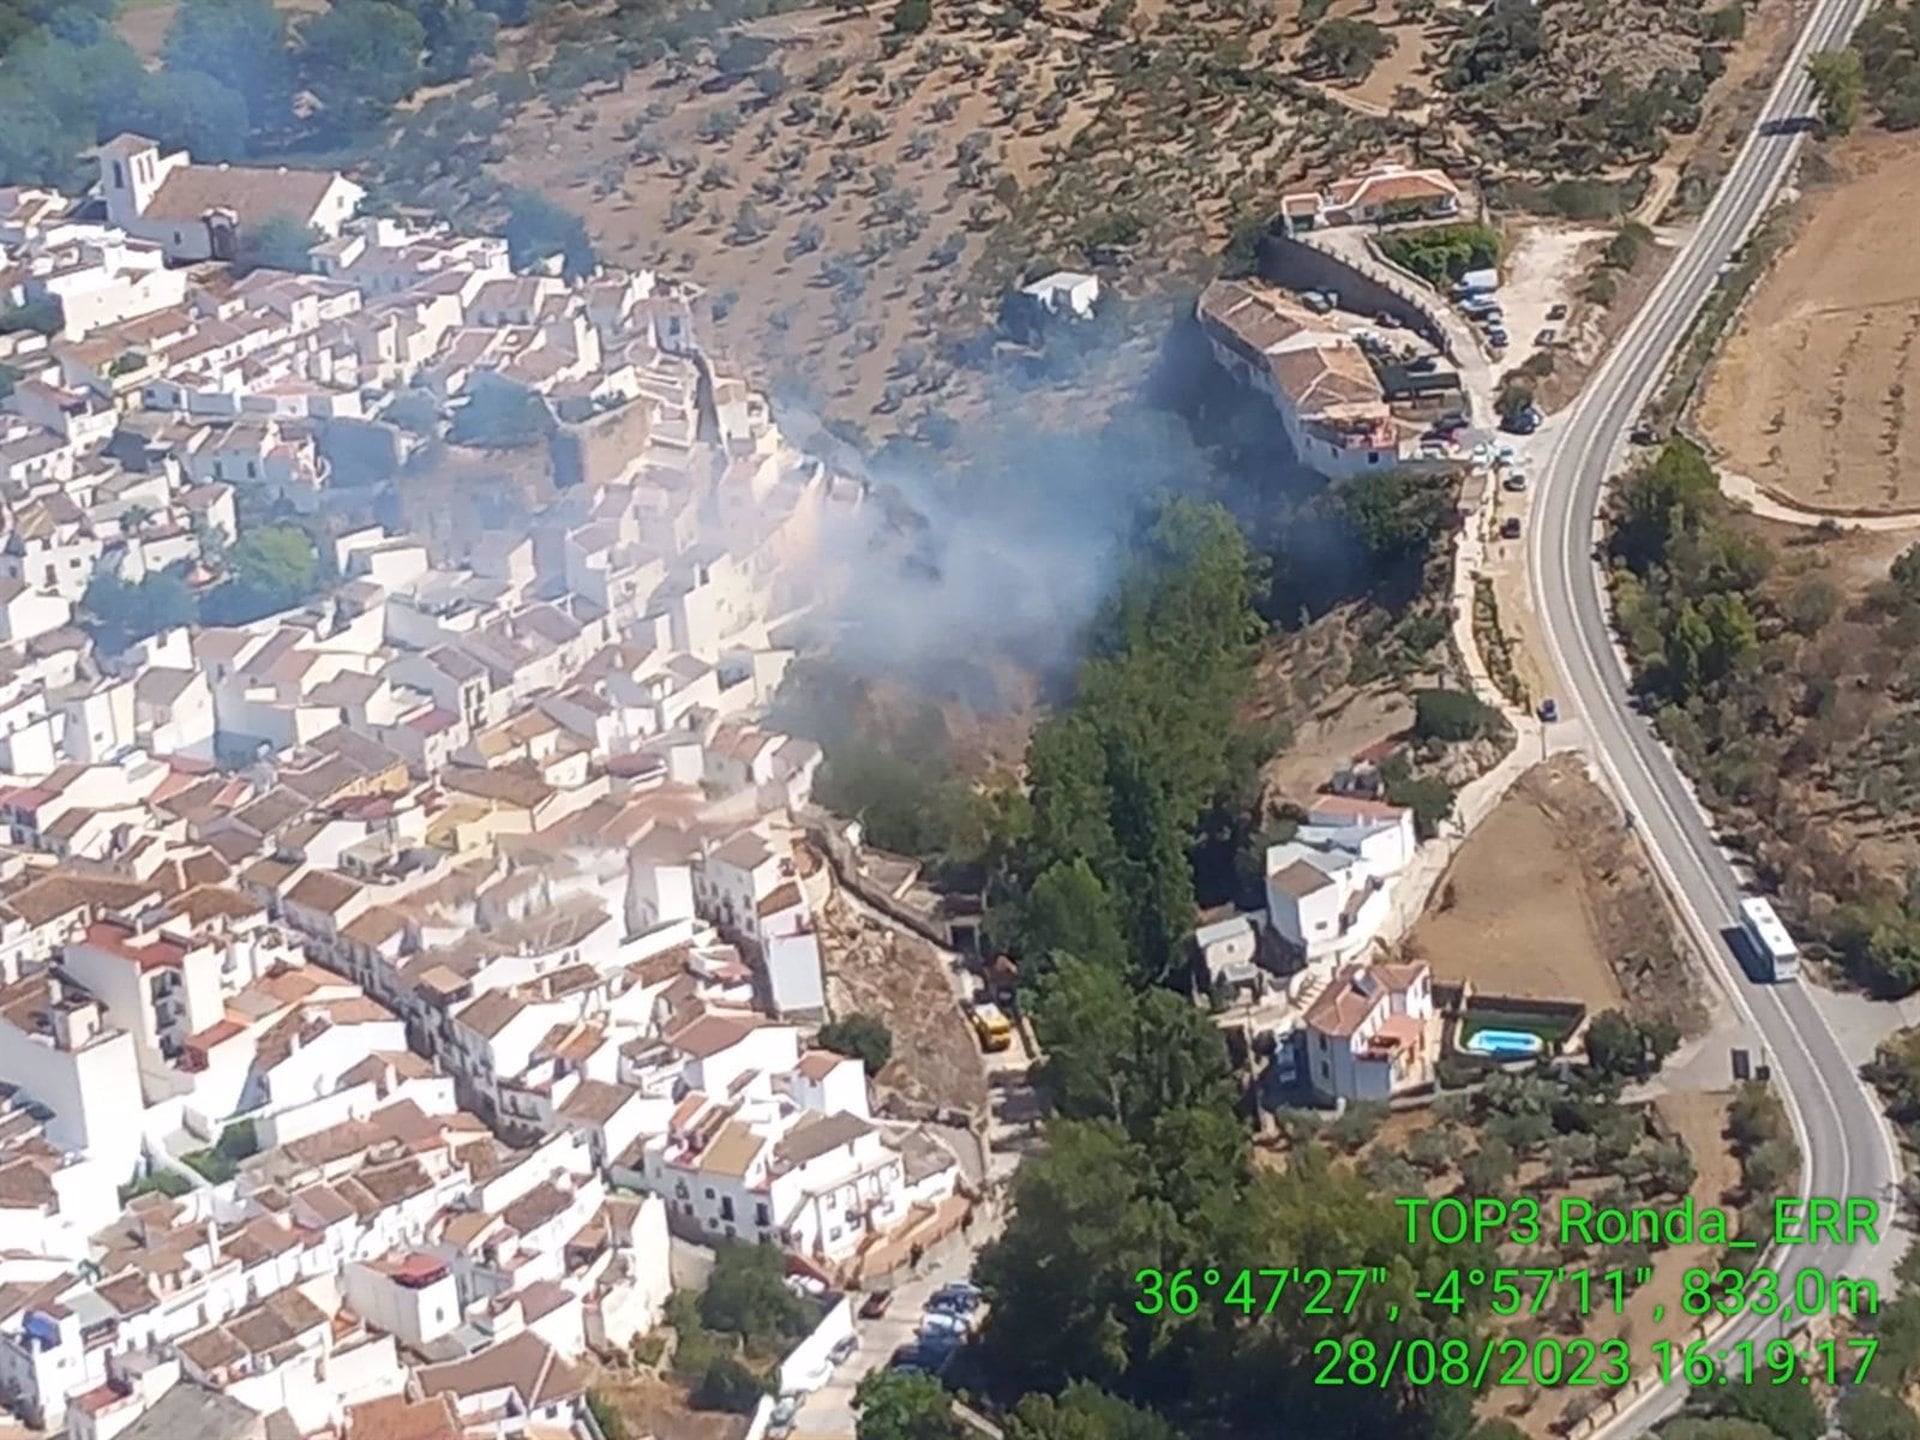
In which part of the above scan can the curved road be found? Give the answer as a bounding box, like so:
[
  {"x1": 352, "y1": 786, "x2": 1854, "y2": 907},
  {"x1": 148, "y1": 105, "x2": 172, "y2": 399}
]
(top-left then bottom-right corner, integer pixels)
[{"x1": 1526, "y1": 0, "x2": 1899, "y2": 1431}]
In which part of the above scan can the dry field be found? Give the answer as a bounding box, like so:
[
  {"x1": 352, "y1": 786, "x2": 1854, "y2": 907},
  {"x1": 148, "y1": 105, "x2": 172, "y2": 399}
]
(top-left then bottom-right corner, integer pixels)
[
  {"x1": 1410, "y1": 758, "x2": 1707, "y2": 1036},
  {"x1": 1698, "y1": 131, "x2": 1920, "y2": 515},
  {"x1": 1412, "y1": 766, "x2": 1625, "y2": 1014},
  {"x1": 474, "y1": 0, "x2": 1447, "y2": 418}
]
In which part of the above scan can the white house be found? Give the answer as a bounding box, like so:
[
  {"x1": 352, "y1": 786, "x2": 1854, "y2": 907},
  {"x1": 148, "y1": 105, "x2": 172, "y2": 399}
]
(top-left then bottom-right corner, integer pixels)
[
  {"x1": 1263, "y1": 795, "x2": 1414, "y2": 967},
  {"x1": 0, "y1": 580, "x2": 72, "y2": 647},
  {"x1": 1019, "y1": 270, "x2": 1100, "y2": 319},
  {"x1": 1301, "y1": 960, "x2": 1434, "y2": 1102},
  {"x1": 1196, "y1": 279, "x2": 1403, "y2": 481},
  {"x1": 98, "y1": 134, "x2": 364, "y2": 266},
  {"x1": 1280, "y1": 164, "x2": 1463, "y2": 235},
  {"x1": 1300, "y1": 796, "x2": 1417, "y2": 875}
]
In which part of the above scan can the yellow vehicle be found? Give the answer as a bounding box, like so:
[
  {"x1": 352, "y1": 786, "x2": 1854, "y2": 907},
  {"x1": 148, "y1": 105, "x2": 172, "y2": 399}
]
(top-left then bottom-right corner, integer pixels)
[{"x1": 970, "y1": 1003, "x2": 1013, "y2": 1054}]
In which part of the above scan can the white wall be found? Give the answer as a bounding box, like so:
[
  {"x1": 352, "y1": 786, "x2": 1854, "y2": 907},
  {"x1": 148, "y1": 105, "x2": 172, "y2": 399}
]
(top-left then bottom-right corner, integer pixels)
[{"x1": 778, "y1": 1296, "x2": 853, "y2": 1394}]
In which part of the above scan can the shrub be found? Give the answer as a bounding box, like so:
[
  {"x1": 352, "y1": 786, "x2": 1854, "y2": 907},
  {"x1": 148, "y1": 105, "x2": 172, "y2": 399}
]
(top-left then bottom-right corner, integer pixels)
[
  {"x1": 817, "y1": 1012, "x2": 894, "y2": 1075},
  {"x1": 695, "y1": 1354, "x2": 770, "y2": 1413},
  {"x1": 1379, "y1": 222, "x2": 1499, "y2": 285},
  {"x1": 1387, "y1": 774, "x2": 1456, "y2": 838},
  {"x1": 1412, "y1": 687, "x2": 1495, "y2": 741}
]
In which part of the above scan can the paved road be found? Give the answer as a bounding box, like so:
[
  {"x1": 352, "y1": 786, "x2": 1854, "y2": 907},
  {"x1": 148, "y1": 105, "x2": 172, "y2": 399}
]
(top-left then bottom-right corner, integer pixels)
[{"x1": 1525, "y1": 0, "x2": 1898, "y2": 1432}]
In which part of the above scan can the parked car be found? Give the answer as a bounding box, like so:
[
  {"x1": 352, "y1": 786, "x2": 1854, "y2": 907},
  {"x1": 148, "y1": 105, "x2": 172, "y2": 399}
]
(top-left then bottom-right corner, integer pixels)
[
  {"x1": 1406, "y1": 354, "x2": 1439, "y2": 374},
  {"x1": 828, "y1": 1335, "x2": 858, "y2": 1366},
  {"x1": 1535, "y1": 327, "x2": 1557, "y2": 346},
  {"x1": 1500, "y1": 516, "x2": 1522, "y2": 539},
  {"x1": 1436, "y1": 410, "x2": 1469, "y2": 431},
  {"x1": 1502, "y1": 472, "x2": 1527, "y2": 492},
  {"x1": 1501, "y1": 408, "x2": 1540, "y2": 435},
  {"x1": 921, "y1": 1310, "x2": 971, "y2": 1339},
  {"x1": 1538, "y1": 697, "x2": 1560, "y2": 723},
  {"x1": 860, "y1": 1290, "x2": 894, "y2": 1320},
  {"x1": 889, "y1": 1345, "x2": 932, "y2": 1375},
  {"x1": 1547, "y1": 301, "x2": 1569, "y2": 321},
  {"x1": 769, "y1": 1396, "x2": 801, "y2": 1438},
  {"x1": 930, "y1": 1285, "x2": 982, "y2": 1316},
  {"x1": 1631, "y1": 422, "x2": 1659, "y2": 445},
  {"x1": 1486, "y1": 328, "x2": 1510, "y2": 347}
]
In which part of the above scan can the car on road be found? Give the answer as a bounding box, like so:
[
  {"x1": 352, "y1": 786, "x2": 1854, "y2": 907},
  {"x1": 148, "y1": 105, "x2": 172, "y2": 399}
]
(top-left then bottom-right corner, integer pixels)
[
  {"x1": 1538, "y1": 697, "x2": 1559, "y2": 723},
  {"x1": 1547, "y1": 302, "x2": 1568, "y2": 320},
  {"x1": 1500, "y1": 516, "x2": 1522, "y2": 539},
  {"x1": 1502, "y1": 472, "x2": 1527, "y2": 492},
  {"x1": 859, "y1": 1290, "x2": 894, "y2": 1320},
  {"x1": 828, "y1": 1335, "x2": 858, "y2": 1366}
]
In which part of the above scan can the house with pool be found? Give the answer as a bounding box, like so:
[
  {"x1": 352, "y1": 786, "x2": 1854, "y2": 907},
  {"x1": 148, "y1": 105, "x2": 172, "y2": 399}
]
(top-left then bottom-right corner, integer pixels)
[{"x1": 1301, "y1": 960, "x2": 1435, "y2": 1103}]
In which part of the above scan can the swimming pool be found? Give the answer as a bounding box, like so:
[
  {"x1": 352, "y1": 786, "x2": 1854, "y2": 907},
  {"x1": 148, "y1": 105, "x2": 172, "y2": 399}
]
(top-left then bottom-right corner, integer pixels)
[{"x1": 1463, "y1": 1028, "x2": 1545, "y2": 1058}]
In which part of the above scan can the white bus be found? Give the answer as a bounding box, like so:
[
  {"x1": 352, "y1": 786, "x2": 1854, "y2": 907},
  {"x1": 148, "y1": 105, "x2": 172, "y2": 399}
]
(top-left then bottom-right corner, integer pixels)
[{"x1": 1739, "y1": 897, "x2": 1799, "y2": 982}]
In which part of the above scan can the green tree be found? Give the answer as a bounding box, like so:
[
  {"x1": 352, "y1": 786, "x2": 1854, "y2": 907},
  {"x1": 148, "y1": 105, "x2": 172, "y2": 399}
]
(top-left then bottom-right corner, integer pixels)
[
  {"x1": 299, "y1": 0, "x2": 426, "y2": 135},
  {"x1": 1690, "y1": 1370, "x2": 1823, "y2": 1440},
  {"x1": 163, "y1": 0, "x2": 294, "y2": 133},
  {"x1": 502, "y1": 189, "x2": 596, "y2": 278},
  {"x1": 202, "y1": 524, "x2": 320, "y2": 624},
  {"x1": 817, "y1": 1013, "x2": 893, "y2": 1076},
  {"x1": 449, "y1": 373, "x2": 553, "y2": 447},
  {"x1": 856, "y1": 1370, "x2": 963, "y2": 1440},
  {"x1": 238, "y1": 212, "x2": 319, "y2": 273},
  {"x1": 891, "y1": 0, "x2": 933, "y2": 33},
  {"x1": 1007, "y1": 1383, "x2": 1180, "y2": 1440},
  {"x1": 693, "y1": 1353, "x2": 769, "y2": 1413},
  {"x1": 699, "y1": 1242, "x2": 814, "y2": 1349},
  {"x1": 81, "y1": 570, "x2": 198, "y2": 646},
  {"x1": 1006, "y1": 858, "x2": 1128, "y2": 974},
  {"x1": 1807, "y1": 48, "x2": 1865, "y2": 134},
  {"x1": 1030, "y1": 951, "x2": 1136, "y2": 1121},
  {"x1": 1584, "y1": 1009, "x2": 1679, "y2": 1081},
  {"x1": 1303, "y1": 17, "x2": 1392, "y2": 80},
  {"x1": 1412, "y1": 688, "x2": 1493, "y2": 742},
  {"x1": 1840, "y1": 1391, "x2": 1920, "y2": 1440}
]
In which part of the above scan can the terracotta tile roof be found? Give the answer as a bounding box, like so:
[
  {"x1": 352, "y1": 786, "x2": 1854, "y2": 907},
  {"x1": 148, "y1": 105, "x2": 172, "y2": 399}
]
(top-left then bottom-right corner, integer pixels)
[
  {"x1": 141, "y1": 161, "x2": 346, "y2": 229},
  {"x1": 415, "y1": 1330, "x2": 583, "y2": 1410}
]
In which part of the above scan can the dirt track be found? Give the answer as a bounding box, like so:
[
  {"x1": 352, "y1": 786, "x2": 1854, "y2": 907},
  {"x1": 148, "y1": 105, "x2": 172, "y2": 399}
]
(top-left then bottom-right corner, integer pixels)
[{"x1": 1698, "y1": 132, "x2": 1920, "y2": 514}]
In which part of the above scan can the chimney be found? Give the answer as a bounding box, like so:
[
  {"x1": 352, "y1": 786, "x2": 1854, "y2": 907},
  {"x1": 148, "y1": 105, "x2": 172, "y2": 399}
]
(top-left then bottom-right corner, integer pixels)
[{"x1": 205, "y1": 1220, "x2": 220, "y2": 1265}]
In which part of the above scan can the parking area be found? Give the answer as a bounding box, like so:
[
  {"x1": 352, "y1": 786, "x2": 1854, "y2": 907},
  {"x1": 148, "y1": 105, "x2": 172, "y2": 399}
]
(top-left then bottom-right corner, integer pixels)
[{"x1": 785, "y1": 1241, "x2": 994, "y2": 1438}]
